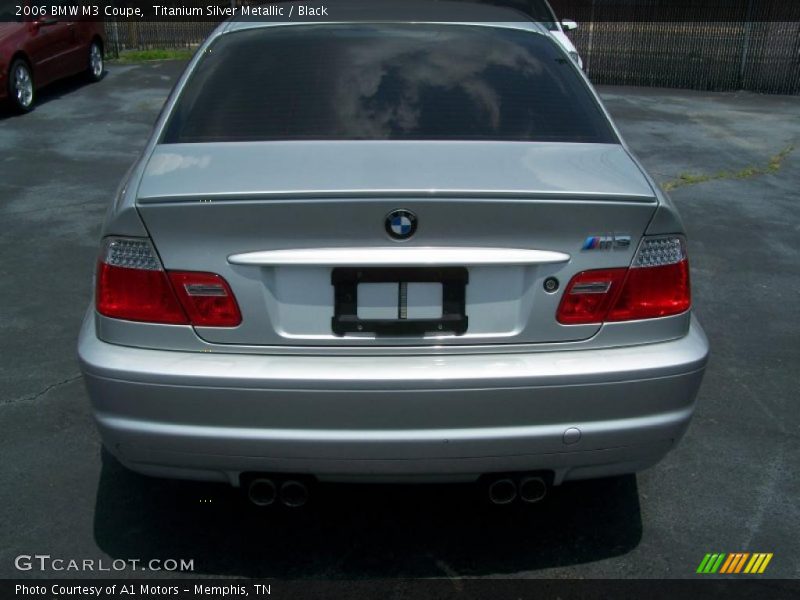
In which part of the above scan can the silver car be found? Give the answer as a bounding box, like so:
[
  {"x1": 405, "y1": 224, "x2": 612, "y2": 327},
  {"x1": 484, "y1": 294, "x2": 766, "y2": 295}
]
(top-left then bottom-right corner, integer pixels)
[{"x1": 78, "y1": 5, "x2": 709, "y2": 507}]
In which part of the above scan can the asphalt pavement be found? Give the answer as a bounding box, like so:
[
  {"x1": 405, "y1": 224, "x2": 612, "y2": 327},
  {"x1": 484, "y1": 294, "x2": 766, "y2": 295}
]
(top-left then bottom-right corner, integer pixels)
[{"x1": 0, "y1": 61, "x2": 798, "y2": 580}]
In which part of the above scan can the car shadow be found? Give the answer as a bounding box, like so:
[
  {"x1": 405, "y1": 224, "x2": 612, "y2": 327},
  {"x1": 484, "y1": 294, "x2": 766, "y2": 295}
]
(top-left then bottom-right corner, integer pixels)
[
  {"x1": 0, "y1": 71, "x2": 100, "y2": 120},
  {"x1": 93, "y1": 450, "x2": 643, "y2": 578}
]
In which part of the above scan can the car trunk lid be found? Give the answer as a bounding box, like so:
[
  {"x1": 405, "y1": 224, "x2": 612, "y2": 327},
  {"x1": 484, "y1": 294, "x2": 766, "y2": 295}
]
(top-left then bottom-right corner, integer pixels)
[{"x1": 136, "y1": 141, "x2": 657, "y2": 346}]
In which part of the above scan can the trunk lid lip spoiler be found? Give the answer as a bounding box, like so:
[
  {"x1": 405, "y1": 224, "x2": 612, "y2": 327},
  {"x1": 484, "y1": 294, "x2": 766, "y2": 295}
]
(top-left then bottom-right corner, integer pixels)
[
  {"x1": 227, "y1": 247, "x2": 570, "y2": 267},
  {"x1": 136, "y1": 191, "x2": 656, "y2": 204}
]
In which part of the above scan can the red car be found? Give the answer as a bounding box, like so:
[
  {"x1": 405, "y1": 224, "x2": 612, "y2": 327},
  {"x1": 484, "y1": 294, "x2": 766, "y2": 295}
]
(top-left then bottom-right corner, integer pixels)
[{"x1": 0, "y1": 11, "x2": 106, "y2": 112}]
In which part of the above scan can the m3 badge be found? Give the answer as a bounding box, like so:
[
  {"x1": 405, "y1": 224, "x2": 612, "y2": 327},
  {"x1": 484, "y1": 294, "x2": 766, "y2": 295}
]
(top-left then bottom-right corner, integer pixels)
[{"x1": 582, "y1": 234, "x2": 632, "y2": 251}]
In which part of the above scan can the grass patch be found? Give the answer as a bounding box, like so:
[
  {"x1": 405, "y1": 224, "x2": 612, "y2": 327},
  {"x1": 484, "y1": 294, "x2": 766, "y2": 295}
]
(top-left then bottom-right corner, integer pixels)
[
  {"x1": 112, "y1": 48, "x2": 195, "y2": 63},
  {"x1": 662, "y1": 145, "x2": 795, "y2": 192},
  {"x1": 766, "y1": 145, "x2": 794, "y2": 173}
]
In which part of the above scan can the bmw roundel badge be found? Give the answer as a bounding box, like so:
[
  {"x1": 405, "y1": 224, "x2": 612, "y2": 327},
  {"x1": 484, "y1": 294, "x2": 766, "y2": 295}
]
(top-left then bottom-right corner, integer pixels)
[{"x1": 385, "y1": 209, "x2": 418, "y2": 241}]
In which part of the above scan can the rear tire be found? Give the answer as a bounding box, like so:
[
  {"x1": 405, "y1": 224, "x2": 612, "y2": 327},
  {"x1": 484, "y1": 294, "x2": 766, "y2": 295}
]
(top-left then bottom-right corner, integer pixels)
[
  {"x1": 87, "y1": 41, "x2": 104, "y2": 82},
  {"x1": 8, "y1": 59, "x2": 34, "y2": 113}
]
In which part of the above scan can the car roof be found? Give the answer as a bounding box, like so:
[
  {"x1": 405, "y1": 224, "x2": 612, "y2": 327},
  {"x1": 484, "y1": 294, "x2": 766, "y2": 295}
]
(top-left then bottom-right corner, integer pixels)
[{"x1": 222, "y1": 0, "x2": 548, "y2": 35}]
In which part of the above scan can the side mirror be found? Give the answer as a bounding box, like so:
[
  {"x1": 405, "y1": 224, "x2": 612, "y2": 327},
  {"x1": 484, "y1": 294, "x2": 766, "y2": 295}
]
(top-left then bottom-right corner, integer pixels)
[{"x1": 561, "y1": 19, "x2": 578, "y2": 31}]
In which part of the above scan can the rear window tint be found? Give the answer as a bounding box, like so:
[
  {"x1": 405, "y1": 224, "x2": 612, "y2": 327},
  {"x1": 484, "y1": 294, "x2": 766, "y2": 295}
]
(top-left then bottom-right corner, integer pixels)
[
  {"x1": 162, "y1": 24, "x2": 616, "y2": 144},
  {"x1": 474, "y1": 0, "x2": 559, "y2": 29}
]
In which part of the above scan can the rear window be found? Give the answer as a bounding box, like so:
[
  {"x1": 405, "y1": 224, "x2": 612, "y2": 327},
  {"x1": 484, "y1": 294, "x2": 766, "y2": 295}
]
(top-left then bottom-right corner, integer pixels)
[
  {"x1": 474, "y1": 0, "x2": 560, "y2": 29},
  {"x1": 162, "y1": 24, "x2": 616, "y2": 144}
]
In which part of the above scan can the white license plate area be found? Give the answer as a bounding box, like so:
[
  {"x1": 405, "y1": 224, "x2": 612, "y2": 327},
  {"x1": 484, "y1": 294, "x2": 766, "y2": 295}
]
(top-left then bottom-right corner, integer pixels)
[
  {"x1": 331, "y1": 267, "x2": 468, "y2": 336},
  {"x1": 357, "y1": 282, "x2": 443, "y2": 319}
]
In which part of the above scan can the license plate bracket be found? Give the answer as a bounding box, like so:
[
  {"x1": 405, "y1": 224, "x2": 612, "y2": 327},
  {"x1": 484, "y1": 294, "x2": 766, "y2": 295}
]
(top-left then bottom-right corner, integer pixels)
[{"x1": 331, "y1": 267, "x2": 468, "y2": 336}]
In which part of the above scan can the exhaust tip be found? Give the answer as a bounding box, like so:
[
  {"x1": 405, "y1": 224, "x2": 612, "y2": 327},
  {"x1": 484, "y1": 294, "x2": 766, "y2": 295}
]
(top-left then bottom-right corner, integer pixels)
[
  {"x1": 247, "y1": 478, "x2": 277, "y2": 507},
  {"x1": 488, "y1": 478, "x2": 517, "y2": 505},
  {"x1": 279, "y1": 480, "x2": 309, "y2": 508},
  {"x1": 519, "y1": 476, "x2": 547, "y2": 504}
]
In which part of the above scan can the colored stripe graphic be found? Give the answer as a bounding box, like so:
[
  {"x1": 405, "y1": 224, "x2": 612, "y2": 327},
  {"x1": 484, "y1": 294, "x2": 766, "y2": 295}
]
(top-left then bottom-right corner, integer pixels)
[
  {"x1": 696, "y1": 554, "x2": 713, "y2": 573},
  {"x1": 734, "y1": 553, "x2": 750, "y2": 573},
  {"x1": 710, "y1": 554, "x2": 726, "y2": 573},
  {"x1": 719, "y1": 554, "x2": 736, "y2": 574},
  {"x1": 698, "y1": 553, "x2": 773, "y2": 574},
  {"x1": 720, "y1": 553, "x2": 750, "y2": 573},
  {"x1": 744, "y1": 554, "x2": 761, "y2": 573},
  {"x1": 697, "y1": 553, "x2": 727, "y2": 573},
  {"x1": 759, "y1": 554, "x2": 774, "y2": 573},
  {"x1": 744, "y1": 553, "x2": 774, "y2": 574}
]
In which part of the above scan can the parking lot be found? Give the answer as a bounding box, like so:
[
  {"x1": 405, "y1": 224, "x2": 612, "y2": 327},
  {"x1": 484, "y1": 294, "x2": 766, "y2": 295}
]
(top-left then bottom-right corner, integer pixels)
[{"x1": 1, "y1": 61, "x2": 798, "y2": 579}]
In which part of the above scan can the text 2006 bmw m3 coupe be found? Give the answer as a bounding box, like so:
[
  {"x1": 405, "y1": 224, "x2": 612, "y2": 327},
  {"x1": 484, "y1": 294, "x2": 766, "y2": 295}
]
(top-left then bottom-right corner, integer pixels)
[{"x1": 78, "y1": 5, "x2": 709, "y2": 506}]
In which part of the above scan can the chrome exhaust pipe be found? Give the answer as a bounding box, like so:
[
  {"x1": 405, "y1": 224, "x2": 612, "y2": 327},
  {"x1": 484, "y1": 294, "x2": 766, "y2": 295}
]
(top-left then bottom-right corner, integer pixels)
[
  {"x1": 247, "y1": 478, "x2": 277, "y2": 507},
  {"x1": 519, "y1": 476, "x2": 548, "y2": 504},
  {"x1": 487, "y1": 478, "x2": 517, "y2": 505},
  {"x1": 279, "y1": 480, "x2": 309, "y2": 508}
]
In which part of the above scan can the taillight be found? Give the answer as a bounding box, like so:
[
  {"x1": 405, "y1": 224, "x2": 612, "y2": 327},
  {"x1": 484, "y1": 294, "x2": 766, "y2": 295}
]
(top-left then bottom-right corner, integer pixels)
[
  {"x1": 556, "y1": 268, "x2": 628, "y2": 325},
  {"x1": 168, "y1": 271, "x2": 241, "y2": 327},
  {"x1": 96, "y1": 238, "x2": 188, "y2": 324},
  {"x1": 96, "y1": 237, "x2": 241, "y2": 327},
  {"x1": 557, "y1": 236, "x2": 691, "y2": 325},
  {"x1": 607, "y1": 236, "x2": 690, "y2": 321}
]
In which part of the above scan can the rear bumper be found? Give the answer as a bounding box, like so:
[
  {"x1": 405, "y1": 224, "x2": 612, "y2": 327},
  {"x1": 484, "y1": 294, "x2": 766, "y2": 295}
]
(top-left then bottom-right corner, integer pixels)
[{"x1": 78, "y1": 313, "x2": 709, "y2": 485}]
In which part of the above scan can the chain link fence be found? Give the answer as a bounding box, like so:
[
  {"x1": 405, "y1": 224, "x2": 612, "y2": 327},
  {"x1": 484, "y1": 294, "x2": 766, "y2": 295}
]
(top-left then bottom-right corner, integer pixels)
[
  {"x1": 551, "y1": 0, "x2": 800, "y2": 94},
  {"x1": 105, "y1": 19, "x2": 217, "y2": 54},
  {"x1": 104, "y1": 0, "x2": 800, "y2": 95}
]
